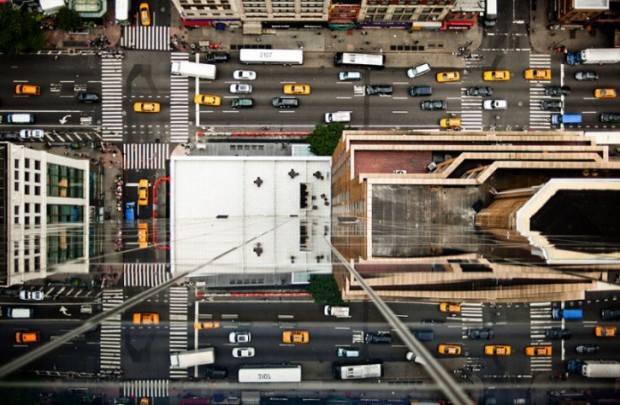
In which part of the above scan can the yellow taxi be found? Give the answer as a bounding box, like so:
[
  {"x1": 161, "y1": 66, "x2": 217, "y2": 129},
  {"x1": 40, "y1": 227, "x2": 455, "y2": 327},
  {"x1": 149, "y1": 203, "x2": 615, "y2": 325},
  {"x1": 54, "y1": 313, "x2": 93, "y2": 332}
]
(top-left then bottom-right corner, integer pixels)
[
  {"x1": 140, "y1": 398, "x2": 149, "y2": 405},
  {"x1": 439, "y1": 117, "x2": 461, "y2": 129},
  {"x1": 437, "y1": 344, "x2": 461, "y2": 356},
  {"x1": 138, "y1": 179, "x2": 149, "y2": 206},
  {"x1": 524, "y1": 69, "x2": 551, "y2": 80},
  {"x1": 15, "y1": 331, "x2": 40, "y2": 344},
  {"x1": 485, "y1": 345, "x2": 512, "y2": 356},
  {"x1": 595, "y1": 325, "x2": 616, "y2": 337},
  {"x1": 139, "y1": 3, "x2": 151, "y2": 26},
  {"x1": 138, "y1": 223, "x2": 148, "y2": 248},
  {"x1": 133, "y1": 312, "x2": 160, "y2": 325},
  {"x1": 594, "y1": 88, "x2": 617, "y2": 99},
  {"x1": 436, "y1": 71, "x2": 460, "y2": 83},
  {"x1": 283, "y1": 84, "x2": 311, "y2": 95},
  {"x1": 483, "y1": 70, "x2": 511, "y2": 81},
  {"x1": 15, "y1": 84, "x2": 41, "y2": 96},
  {"x1": 134, "y1": 102, "x2": 160, "y2": 113},
  {"x1": 194, "y1": 321, "x2": 221, "y2": 330},
  {"x1": 194, "y1": 94, "x2": 221, "y2": 106},
  {"x1": 525, "y1": 346, "x2": 552, "y2": 357},
  {"x1": 439, "y1": 302, "x2": 461, "y2": 313},
  {"x1": 282, "y1": 330, "x2": 310, "y2": 344}
]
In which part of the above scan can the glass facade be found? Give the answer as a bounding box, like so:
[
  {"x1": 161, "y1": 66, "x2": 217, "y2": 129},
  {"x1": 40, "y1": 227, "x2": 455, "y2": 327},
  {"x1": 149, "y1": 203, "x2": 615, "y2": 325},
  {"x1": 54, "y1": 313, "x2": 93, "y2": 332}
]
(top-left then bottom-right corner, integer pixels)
[{"x1": 47, "y1": 164, "x2": 84, "y2": 199}]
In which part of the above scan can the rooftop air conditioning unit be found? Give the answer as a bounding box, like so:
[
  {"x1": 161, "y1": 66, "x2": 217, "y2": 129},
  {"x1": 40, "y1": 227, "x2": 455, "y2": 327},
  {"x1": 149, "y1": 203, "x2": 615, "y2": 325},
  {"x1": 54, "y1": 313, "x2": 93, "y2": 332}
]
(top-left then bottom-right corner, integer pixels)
[{"x1": 427, "y1": 162, "x2": 437, "y2": 172}]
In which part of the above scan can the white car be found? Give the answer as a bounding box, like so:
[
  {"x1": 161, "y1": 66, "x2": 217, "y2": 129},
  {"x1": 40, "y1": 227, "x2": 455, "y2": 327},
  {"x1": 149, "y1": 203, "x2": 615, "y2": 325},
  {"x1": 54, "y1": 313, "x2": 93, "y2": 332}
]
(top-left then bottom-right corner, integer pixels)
[
  {"x1": 232, "y1": 347, "x2": 255, "y2": 358},
  {"x1": 229, "y1": 331, "x2": 251, "y2": 343},
  {"x1": 483, "y1": 99, "x2": 508, "y2": 110},
  {"x1": 233, "y1": 70, "x2": 257, "y2": 81},
  {"x1": 230, "y1": 83, "x2": 253, "y2": 94},
  {"x1": 19, "y1": 290, "x2": 45, "y2": 301},
  {"x1": 19, "y1": 129, "x2": 45, "y2": 140}
]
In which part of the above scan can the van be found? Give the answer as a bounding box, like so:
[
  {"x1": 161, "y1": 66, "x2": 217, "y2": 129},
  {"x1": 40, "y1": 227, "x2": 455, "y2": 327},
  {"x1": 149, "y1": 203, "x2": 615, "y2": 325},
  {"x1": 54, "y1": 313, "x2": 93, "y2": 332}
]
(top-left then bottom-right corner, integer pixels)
[
  {"x1": 5, "y1": 113, "x2": 35, "y2": 124},
  {"x1": 230, "y1": 98, "x2": 254, "y2": 109},
  {"x1": 272, "y1": 97, "x2": 299, "y2": 109},
  {"x1": 551, "y1": 113, "x2": 582, "y2": 126},
  {"x1": 337, "y1": 347, "x2": 360, "y2": 358},
  {"x1": 408, "y1": 86, "x2": 433, "y2": 97},
  {"x1": 7, "y1": 307, "x2": 34, "y2": 319},
  {"x1": 407, "y1": 63, "x2": 431, "y2": 79},
  {"x1": 325, "y1": 111, "x2": 352, "y2": 123},
  {"x1": 412, "y1": 329, "x2": 434, "y2": 341},
  {"x1": 338, "y1": 71, "x2": 362, "y2": 81},
  {"x1": 552, "y1": 307, "x2": 583, "y2": 320}
]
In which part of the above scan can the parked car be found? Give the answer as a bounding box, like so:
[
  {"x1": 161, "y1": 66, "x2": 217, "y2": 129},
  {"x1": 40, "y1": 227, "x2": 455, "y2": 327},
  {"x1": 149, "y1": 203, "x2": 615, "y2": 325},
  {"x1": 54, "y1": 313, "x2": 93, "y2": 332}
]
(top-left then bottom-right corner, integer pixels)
[
  {"x1": 19, "y1": 291, "x2": 44, "y2": 301},
  {"x1": 540, "y1": 100, "x2": 563, "y2": 111},
  {"x1": 545, "y1": 327, "x2": 571, "y2": 340},
  {"x1": 420, "y1": 100, "x2": 446, "y2": 111},
  {"x1": 466, "y1": 86, "x2": 493, "y2": 97},
  {"x1": 365, "y1": 332, "x2": 392, "y2": 344},
  {"x1": 233, "y1": 70, "x2": 256, "y2": 80},
  {"x1": 232, "y1": 347, "x2": 255, "y2": 358},
  {"x1": 545, "y1": 86, "x2": 571, "y2": 96},
  {"x1": 366, "y1": 85, "x2": 393, "y2": 95},
  {"x1": 204, "y1": 52, "x2": 230, "y2": 63},
  {"x1": 229, "y1": 331, "x2": 251, "y2": 343},
  {"x1": 601, "y1": 308, "x2": 620, "y2": 321},
  {"x1": 575, "y1": 71, "x2": 598, "y2": 81},
  {"x1": 230, "y1": 83, "x2": 252, "y2": 94},
  {"x1": 467, "y1": 328, "x2": 494, "y2": 340},
  {"x1": 600, "y1": 113, "x2": 620, "y2": 123},
  {"x1": 576, "y1": 344, "x2": 599, "y2": 354}
]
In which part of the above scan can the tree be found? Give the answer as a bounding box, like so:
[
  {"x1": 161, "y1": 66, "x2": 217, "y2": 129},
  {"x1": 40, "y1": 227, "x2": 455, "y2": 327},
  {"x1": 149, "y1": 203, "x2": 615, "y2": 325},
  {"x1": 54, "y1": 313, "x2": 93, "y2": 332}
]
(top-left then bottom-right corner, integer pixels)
[
  {"x1": 307, "y1": 123, "x2": 346, "y2": 156},
  {"x1": 56, "y1": 6, "x2": 82, "y2": 32},
  {"x1": 0, "y1": 4, "x2": 45, "y2": 55},
  {"x1": 307, "y1": 275, "x2": 343, "y2": 305}
]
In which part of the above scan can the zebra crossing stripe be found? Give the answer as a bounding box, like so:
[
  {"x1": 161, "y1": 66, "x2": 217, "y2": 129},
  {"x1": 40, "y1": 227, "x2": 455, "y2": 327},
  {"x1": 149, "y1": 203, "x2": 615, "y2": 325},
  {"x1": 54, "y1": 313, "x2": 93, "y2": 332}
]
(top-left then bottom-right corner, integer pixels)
[
  {"x1": 121, "y1": 26, "x2": 171, "y2": 51},
  {"x1": 101, "y1": 58, "x2": 124, "y2": 142}
]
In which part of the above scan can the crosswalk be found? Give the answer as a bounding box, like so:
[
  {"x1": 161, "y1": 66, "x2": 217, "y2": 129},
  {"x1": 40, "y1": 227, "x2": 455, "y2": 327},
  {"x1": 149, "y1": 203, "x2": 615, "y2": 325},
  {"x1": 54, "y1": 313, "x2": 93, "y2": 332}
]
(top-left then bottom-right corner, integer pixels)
[
  {"x1": 459, "y1": 302, "x2": 484, "y2": 323},
  {"x1": 461, "y1": 90, "x2": 484, "y2": 131},
  {"x1": 170, "y1": 53, "x2": 190, "y2": 144},
  {"x1": 46, "y1": 131, "x2": 102, "y2": 143},
  {"x1": 121, "y1": 26, "x2": 171, "y2": 51},
  {"x1": 528, "y1": 54, "x2": 553, "y2": 130},
  {"x1": 529, "y1": 302, "x2": 554, "y2": 372},
  {"x1": 122, "y1": 379, "x2": 169, "y2": 398},
  {"x1": 101, "y1": 57, "x2": 124, "y2": 142},
  {"x1": 169, "y1": 287, "x2": 190, "y2": 379},
  {"x1": 123, "y1": 143, "x2": 170, "y2": 170},
  {"x1": 123, "y1": 263, "x2": 171, "y2": 287},
  {"x1": 99, "y1": 289, "x2": 123, "y2": 372}
]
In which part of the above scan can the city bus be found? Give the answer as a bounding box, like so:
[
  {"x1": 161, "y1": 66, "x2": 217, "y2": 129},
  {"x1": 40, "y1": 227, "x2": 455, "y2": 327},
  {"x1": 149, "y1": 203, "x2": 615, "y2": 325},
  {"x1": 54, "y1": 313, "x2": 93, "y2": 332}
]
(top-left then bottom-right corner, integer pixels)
[
  {"x1": 238, "y1": 365, "x2": 302, "y2": 383},
  {"x1": 334, "y1": 52, "x2": 386, "y2": 69},
  {"x1": 239, "y1": 49, "x2": 304, "y2": 65},
  {"x1": 334, "y1": 363, "x2": 382, "y2": 380}
]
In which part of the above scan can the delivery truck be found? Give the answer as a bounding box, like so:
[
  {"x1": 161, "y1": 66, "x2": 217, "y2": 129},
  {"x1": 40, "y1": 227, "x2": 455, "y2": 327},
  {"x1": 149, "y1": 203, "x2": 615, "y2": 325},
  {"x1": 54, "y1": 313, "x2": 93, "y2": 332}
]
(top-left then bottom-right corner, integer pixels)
[
  {"x1": 568, "y1": 359, "x2": 620, "y2": 378},
  {"x1": 566, "y1": 48, "x2": 620, "y2": 65},
  {"x1": 170, "y1": 347, "x2": 214, "y2": 368},
  {"x1": 324, "y1": 305, "x2": 350, "y2": 317},
  {"x1": 170, "y1": 61, "x2": 216, "y2": 80},
  {"x1": 552, "y1": 307, "x2": 583, "y2": 320}
]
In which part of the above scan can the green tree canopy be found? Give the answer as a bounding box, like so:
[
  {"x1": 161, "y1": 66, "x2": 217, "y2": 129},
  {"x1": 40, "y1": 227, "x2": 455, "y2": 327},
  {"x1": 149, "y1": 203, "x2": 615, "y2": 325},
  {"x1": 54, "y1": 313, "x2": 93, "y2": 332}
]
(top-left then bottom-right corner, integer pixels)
[
  {"x1": 307, "y1": 123, "x2": 346, "y2": 156},
  {"x1": 307, "y1": 275, "x2": 343, "y2": 305},
  {"x1": 56, "y1": 6, "x2": 82, "y2": 32},
  {"x1": 0, "y1": 4, "x2": 45, "y2": 55}
]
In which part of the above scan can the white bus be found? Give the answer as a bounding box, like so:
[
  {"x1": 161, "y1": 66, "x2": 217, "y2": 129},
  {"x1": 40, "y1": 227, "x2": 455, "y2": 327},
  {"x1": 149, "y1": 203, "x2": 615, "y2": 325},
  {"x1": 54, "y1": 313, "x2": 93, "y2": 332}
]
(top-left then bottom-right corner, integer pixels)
[
  {"x1": 484, "y1": 0, "x2": 497, "y2": 27},
  {"x1": 239, "y1": 49, "x2": 304, "y2": 65},
  {"x1": 334, "y1": 363, "x2": 382, "y2": 380},
  {"x1": 170, "y1": 61, "x2": 217, "y2": 80},
  {"x1": 238, "y1": 365, "x2": 302, "y2": 383},
  {"x1": 334, "y1": 52, "x2": 386, "y2": 69},
  {"x1": 170, "y1": 348, "x2": 214, "y2": 368}
]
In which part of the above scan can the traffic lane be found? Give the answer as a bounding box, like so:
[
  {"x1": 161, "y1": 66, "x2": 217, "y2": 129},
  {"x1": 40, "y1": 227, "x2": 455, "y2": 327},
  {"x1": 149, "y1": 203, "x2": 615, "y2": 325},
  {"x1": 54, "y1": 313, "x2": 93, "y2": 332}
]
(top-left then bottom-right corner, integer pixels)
[{"x1": 123, "y1": 321, "x2": 169, "y2": 379}]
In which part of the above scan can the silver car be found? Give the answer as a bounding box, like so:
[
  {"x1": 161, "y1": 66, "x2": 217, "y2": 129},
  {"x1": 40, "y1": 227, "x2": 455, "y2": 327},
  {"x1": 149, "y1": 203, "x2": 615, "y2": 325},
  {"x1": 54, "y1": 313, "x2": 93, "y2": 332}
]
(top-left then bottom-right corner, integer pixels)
[
  {"x1": 19, "y1": 290, "x2": 45, "y2": 301},
  {"x1": 230, "y1": 83, "x2": 253, "y2": 94},
  {"x1": 232, "y1": 347, "x2": 255, "y2": 358},
  {"x1": 233, "y1": 70, "x2": 256, "y2": 81},
  {"x1": 229, "y1": 331, "x2": 251, "y2": 343}
]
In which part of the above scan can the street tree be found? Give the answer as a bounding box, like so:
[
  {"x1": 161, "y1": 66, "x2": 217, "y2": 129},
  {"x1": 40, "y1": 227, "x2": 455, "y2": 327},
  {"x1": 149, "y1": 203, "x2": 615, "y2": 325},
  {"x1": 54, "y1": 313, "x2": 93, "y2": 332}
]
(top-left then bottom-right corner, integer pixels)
[
  {"x1": 307, "y1": 123, "x2": 347, "y2": 156},
  {"x1": 0, "y1": 4, "x2": 45, "y2": 55},
  {"x1": 307, "y1": 275, "x2": 343, "y2": 305},
  {"x1": 56, "y1": 6, "x2": 82, "y2": 32}
]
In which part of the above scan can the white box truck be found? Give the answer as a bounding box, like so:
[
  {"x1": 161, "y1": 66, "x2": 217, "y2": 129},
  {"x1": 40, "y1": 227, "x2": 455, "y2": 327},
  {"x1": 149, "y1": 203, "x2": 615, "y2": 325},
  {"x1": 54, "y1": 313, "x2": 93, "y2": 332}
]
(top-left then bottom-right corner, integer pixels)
[
  {"x1": 324, "y1": 305, "x2": 350, "y2": 317},
  {"x1": 170, "y1": 347, "x2": 215, "y2": 368},
  {"x1": 170, "y1": 61, "x2": 216, "y2": 80},
  {"x1": 568, "y1": 359, "x2": 620, "y2": 378},
  {"x1": 566, "y1": 48, "x2": 620, "y2": 65},
  {"x1": 325, "y1": 111, "x2": 352, "y2": 123}
]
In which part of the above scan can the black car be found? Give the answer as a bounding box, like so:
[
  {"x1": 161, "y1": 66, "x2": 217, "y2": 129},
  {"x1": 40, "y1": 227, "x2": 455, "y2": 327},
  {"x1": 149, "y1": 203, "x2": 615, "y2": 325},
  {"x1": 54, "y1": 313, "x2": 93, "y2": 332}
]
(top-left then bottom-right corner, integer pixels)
[
  {"x1": 466, "y1": 86, "x2": 493, "y2": 97},
  {"x1": 271, "y1": 97, "x2": 299, "y2": 108},
  {"x1": 77, "y1": 92, "x2": 100, "y2": 103},
  {"x1": 364, "y1": 331, "x2": 392, "y2": 344},
  {"x1": 545, "y1": 86, "x2": 571, "y2": 96},
  {"x1": 366, "y1": 85, "x2": 393, "y2": 96},
  {"x1": 0, "y1": 133, "x2": 20, "y2": 141},
  {"x1": 575, "y1": 71, "x2": 598, "y2": 81},
  {"x1": 420, "y1": 100, "x2": 446, "y2": 111},
  {"x1": 204, "y1": 52, "x2": 230, "y2": 63},
  {"x1": 467, "y1": 328, "x2": 494, "y2": 340},
  {"x1": 601, "y1": 308, "x2": 620, "y2": 321},
  {"x1": 576, "y1": 344, "x2": 599, "y2": 354},
  {"x1": 422, "y1": 319, "x2": 446, "y2": 324},
  {"x1": 540, "y1": 100, "x2": 563, "y2": 111},
  {"x1": 545, "y1": 327, "x2": 571, "y2": 340},
  {"x1": 600, "y1": 113, "x2": 620, "y2": 123},
  {"x1": 204, "y1": 367, "x2": 227, "y2": 379}
]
